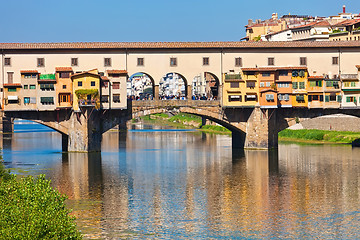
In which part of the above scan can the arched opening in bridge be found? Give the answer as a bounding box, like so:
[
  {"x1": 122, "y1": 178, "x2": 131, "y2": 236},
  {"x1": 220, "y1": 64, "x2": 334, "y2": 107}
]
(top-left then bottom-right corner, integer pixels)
[
  {"x1": 159, "y1": 73, "x2": 188, "y2": 100},
  {"x1": 192, "y1": 72, "x2": 219, "y2": 100},
  {"x1": 127, "y1": 72, "x2": 155, "y2": 100}
]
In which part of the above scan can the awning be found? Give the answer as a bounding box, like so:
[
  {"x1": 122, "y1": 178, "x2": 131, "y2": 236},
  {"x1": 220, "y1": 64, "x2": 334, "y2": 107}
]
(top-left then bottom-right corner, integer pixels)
[{"x1": 8, "y1": 96, "x2": 18, "y2": 100}]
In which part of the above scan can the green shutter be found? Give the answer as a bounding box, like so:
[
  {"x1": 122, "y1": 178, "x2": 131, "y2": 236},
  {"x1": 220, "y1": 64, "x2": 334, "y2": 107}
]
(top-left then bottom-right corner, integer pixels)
[
  {"x1": 337, "y1": 95, "x2": 342, "y2": 103},
  {"x1": 325, "y1": 95, "x2": 330, "y2": 102},
  {"x1": 292, "y1": 82, "x2": 298, "y2": 89},
  {"x1": 346, "y1": 96, "x2": 351, "y2": 102}
]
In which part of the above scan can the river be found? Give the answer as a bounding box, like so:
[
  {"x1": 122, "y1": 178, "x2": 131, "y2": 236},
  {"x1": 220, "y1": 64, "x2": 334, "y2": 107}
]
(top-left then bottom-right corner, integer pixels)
[{"x1": 2, "y1": 120, "x2": 360, "y2": 239}]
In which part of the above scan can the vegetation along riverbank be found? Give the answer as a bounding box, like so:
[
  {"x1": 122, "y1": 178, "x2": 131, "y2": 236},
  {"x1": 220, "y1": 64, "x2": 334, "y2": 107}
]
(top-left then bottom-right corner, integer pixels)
[
  {"x1": 279, "y1": 129, "x2": 360, "y2": 145},
  {"x1": 0, "y1": 160, "x2": 82, "y2": 239},
  {"x1": 136, "y1": 113, "x2": 231, "y2": 135}
]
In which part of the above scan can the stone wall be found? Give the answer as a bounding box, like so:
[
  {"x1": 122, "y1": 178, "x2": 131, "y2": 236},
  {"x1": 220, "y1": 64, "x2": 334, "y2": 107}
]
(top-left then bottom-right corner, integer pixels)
[{"x1": 301, "y1": 114, "x2": 360, "y2": 132}]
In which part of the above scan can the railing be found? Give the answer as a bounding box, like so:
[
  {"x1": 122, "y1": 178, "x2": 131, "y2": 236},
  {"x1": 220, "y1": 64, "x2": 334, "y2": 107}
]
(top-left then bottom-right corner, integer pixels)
[
  {"x1": 79, "y1": 100, "x2": 96, "y2": 106},
  {"x1": 341, "y1": 74, "x2": 358, "y2": 80},
  {"x1": 130, "y1": 99, "x2": 220, "y2": 108},
  {"x1": 225, "y1": 74, "x2": 242, "y2": 80}
]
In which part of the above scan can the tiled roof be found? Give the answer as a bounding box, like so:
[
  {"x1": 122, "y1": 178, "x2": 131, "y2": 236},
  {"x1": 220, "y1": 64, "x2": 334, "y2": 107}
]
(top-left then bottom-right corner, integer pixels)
[
  {"x1": 291, "y1": 20, "x2": 330, "y2": 30},
  {"x1": 308, "y1": 76, "x2": 324, "y2": 79},
  {"x1": 55, "y1": 67, "x2": 73, "y2": 72},
  {"x1": 71, "y1": 70, "x2": 100, "y2": 78},
  {"x1": 333, "y1": 19, "x2": 360, "y2": 27},
  {"x1": 0, "y1": 41, "x2": 360, "y2": 50},
  {"x1": 4, "y1": 83, "x2": 22, "y2": 87},
  {"x1": 260, "y1": 89, "x2": 277, "y2": 93},
  {"x1": 356, "y1": 65, "x2": 360, "y2": 69},
  {"x1": 20, "y1": 70, "x2": 38, "y2": 74},
  {"x1": 242, "y1": 66, "x2": 307, "y2": 72},
  {"x1": 107, "y1": 70, "x2": 128, "y2": 74},
  {"x1": 101, "y1": 76, "x2": 109, "y2": 81}
]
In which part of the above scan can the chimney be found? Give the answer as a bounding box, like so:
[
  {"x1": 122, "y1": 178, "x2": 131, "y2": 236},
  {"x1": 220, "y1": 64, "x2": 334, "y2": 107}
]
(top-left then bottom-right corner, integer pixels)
[
  {"x1": 343, "y1": 5, "x2": 346, "y2": 13},
  {"x1": 248, "y1": 19, "x2": 253, "y2": 26}
]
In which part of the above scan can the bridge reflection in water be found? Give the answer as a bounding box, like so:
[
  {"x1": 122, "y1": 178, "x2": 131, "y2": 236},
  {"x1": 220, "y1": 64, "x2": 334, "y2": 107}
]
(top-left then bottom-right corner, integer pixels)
[{"x1": 2, "y1": 123, "x2": 360, "y2": 239}]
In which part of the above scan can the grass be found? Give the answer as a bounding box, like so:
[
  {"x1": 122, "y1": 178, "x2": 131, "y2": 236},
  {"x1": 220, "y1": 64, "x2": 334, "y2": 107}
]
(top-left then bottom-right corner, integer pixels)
[{"x1": 279, "y1": 129, "x2": 360, "y2": 144}]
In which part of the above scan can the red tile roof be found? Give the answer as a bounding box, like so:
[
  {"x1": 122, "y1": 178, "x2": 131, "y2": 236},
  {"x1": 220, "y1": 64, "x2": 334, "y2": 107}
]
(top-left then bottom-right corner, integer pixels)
[
  {"x1": 0, "y1": 41, "x2": 359, "y2": 50},
  {"x1": 333, "y1": 19, "x2": 360, "y2": 27},
  {"x1": 308, "y1": 76, "x2": 324, "y2": 80},
  {"x1": 71, "y1": 70, "x2": 100, "y2": 78},
  {"x1": 242, "y1": 66, "x2": 307, "y2": 72},
  {"x1": 356, "y1": 65, "x2": 360, "y2": 69},
  {"x1": 55, "y1": 67, "x2": 73, "y2": 72},
  {"x1": 20, "y1": 70, "x2": 38, "y2": 74},
  {"x1": 4, "y1": 83, "x2": 22, "y2": 87},
  {"x1": 101, "y1": 76, "x2": 109, "y2": 81},
  {"x1": 107, "y1": 70, "x2": 128, "y2": 74}
]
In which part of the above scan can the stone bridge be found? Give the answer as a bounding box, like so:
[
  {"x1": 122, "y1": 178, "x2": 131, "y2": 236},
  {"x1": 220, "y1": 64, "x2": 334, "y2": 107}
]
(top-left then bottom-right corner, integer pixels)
[{"x1": 3, "y1": 101, "x2": 360, "y2": 152}]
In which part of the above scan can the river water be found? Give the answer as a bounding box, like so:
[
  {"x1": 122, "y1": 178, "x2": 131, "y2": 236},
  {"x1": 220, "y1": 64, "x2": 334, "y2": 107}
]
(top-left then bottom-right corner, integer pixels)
[{"x1": 2, "y1": 120, "x2": 360, "y2": 239}]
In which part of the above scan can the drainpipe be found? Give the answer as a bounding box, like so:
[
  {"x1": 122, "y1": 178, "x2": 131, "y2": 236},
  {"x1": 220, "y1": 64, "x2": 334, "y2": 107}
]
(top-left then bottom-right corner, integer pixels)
[{"x1": 220, "y1": 47, "x2": 224, "y2": 107}]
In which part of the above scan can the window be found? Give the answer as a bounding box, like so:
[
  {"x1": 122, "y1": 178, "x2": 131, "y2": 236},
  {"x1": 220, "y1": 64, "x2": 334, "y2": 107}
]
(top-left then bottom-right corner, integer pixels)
[
  {"x1": 37, "y1": 58, "x2": 45, "y2": 67},
  {"x1": 309, "y1": 80, "x2": 322, "y2": 87},
  {"x1": 4, "y1": 58, "x2": 11, "y2": 66},
  {"x1": 228, "y1": 95, "x2": 242, "y2": 102},
  {"x1": 260, "y1": 82, "x2": 265, "y2": 87},
  {"x1": 235, "y1": 57, "x2": 242, "y2": 67},
  {"x1": 300, "y1": 57, "x2": 307, "y2": 66},
  {"x1": 24, "y1": 85, "x2": 28, "y2": 89},
  {"x1": 40, "y1": 97, "x2": 54, "y2": 105},
  {"x1": 8, "y1": 88, "x2": 16, "y2": 92},
  {"x1": 7, "y1": 72, "x2": 13, "y2": 83},
  {"x1": 246, "y1": 81, "x2": 255, "y2": 88},
  {"x1": 268, "y1": 57, "x2": 274, "y2": 66},
  {"x1": 278, "y1": 83, "x2": 289, "y2": 88},
  {"x1": 102, "y1": 81, "x2": 109, "y2": 88},
  {"x1": 203, "y1": 57, "x2": 209, "y2": 66},
  {"x1": 266, "y1": 82, "x2": 271, "y2": 87},
  {"x1": 104, "y1": 58, "x2": 111, "y2": 67},
  {"x1": 59, "y1": 94, "x2": 70, "y2": 103},
  {"x1": 62, "y1": 85, "x2": 66, "y2": 89},
  {"x1": 245, "y1": 94, "x2": 257, "y2": 101},
  {"x1": 40, "y1": 83, "x2": 54, "y2": 90},
  {"x1": 24, "y1": 97, "x2": 30, "y2": 104},
  {"x1": 30, "y1": 85, "x2": 36, "y2": 89},
  {"x1": 279, "y1": 70, "x2": 288, "y2": 76},
  {"x1": 262, "y1": 72, "x2": 271, "y2": 77},
  {"x1": 78, "y1": 81, "x2": 82, "y2": 87},
  {"x1": 330, "y1": 94, "x2": 336, "y2": 102},
  {"x1": 101, "y1": 95, "x2": 109, "y2": 103},
  {"x1": 292, "y1": 82, "x2": 298, "y2": 89},
  {"x1": 346, "y1": 96, "x2": 355, "y2": 102},
  {"x1": 137, "y1": 58, "x2": 144, "y2": 66},
  {"x1": 296, "y1": 95, "x2": 305, "y2": 102},
  {"x1": 71, "y1": 58, "x2": 78, "y2": 66},
  {"x1": 91, "y1": 81, "x2": 95, "y2": 86},
  {"x1": 113, "y1": 94, "x2": 120, "y2": 103},
  {"x1": 230, "y1": 82, "x2": 239, "y2": 88},
  {"x1": 24, "y1": 74, "x2": 37, "y2": 79},
  {"x1": 170, "y1": 57, "x2": 177, "y2": 66},
  {"x1": 59, "y1": 72, "x2": 70, "y2": 78},
  {"x1": 299, "y1": 82, "x2": 305, "y2": 89},
  {"x1": 113, "y1": 82, "x2": 120, "y2": 89},
  {"x1": 265, "y1": 94, "x2": 274, "y2": 101},
  {"x1": 332, "y1": 57, "x2": 339, "y2": 65}
]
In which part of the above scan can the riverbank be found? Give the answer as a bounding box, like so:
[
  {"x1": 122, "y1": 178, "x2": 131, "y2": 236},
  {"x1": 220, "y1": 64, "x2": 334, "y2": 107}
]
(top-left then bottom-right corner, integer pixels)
[
  {"x1": 279, "y1": 129, "x2": 360, "y2": 145},
  {"x1": 137, "y1": 113, "x2": 231, "y2": 135}
]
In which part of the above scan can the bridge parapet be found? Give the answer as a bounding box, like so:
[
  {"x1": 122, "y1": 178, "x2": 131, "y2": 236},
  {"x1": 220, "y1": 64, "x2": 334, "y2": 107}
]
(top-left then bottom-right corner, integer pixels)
[{"x1": 131, "y1": 100, "x2": 220, "y2": 108}]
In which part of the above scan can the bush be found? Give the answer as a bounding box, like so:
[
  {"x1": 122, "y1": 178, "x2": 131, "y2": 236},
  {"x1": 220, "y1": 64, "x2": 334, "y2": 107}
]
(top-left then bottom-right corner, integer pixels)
[{"x1": 0, "y1": 167, "x2": 81, "y2": 239}]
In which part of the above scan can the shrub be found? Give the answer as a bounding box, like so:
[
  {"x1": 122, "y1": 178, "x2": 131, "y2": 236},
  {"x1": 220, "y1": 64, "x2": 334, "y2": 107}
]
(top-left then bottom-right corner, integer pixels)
[{"x1": 0, "y1": 167, "x2": 81, "y2": 239}]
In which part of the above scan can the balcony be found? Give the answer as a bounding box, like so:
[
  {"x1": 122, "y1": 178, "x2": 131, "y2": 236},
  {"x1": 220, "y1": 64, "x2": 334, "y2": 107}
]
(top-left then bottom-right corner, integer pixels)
[
  {"x1": 79, "y1": 99, "x2": 96, "y2": 107},
  {"x1": 225, "y1": 74, "x2": 242, "y2": 81}
]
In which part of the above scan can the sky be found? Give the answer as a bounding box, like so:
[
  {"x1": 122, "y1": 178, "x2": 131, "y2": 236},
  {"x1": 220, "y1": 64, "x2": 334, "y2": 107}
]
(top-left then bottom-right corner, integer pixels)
[{"x1": 1, "y1": 0, "x2": 360, "y2": 43}]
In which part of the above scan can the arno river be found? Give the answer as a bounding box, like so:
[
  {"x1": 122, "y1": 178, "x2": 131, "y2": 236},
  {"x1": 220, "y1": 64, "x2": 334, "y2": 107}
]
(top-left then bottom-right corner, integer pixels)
[{"x1": 3, "y1": 120, "x2": 360, "y2": 239}]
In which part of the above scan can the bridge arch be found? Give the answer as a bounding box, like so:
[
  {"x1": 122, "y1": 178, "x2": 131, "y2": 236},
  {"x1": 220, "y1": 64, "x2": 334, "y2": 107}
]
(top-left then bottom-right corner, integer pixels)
[
  {"x1": 128, "y1": 72, "x2": 155, "y2": 100},
  {"x1": 159, "y1": 72, "x2": 189, "y2": 99}
]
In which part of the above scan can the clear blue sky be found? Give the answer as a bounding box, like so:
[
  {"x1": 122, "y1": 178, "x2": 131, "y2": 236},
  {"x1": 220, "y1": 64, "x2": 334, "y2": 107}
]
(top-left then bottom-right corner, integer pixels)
[{"x1": 1, "y1": 0, "x2": 359, "y2": 43}]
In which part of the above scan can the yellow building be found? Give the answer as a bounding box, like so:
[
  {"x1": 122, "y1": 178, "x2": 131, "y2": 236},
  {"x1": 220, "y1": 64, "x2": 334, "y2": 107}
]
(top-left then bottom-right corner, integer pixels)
[
  {"x1": 222, "y1": 70, "x2": 259, "y2": 107},
  {"x1": 291, "y1": 68, "x2": 308, "y2": 107},
  {"x1": 71, "y1": 69, "x2": 101, "y2": 112}
]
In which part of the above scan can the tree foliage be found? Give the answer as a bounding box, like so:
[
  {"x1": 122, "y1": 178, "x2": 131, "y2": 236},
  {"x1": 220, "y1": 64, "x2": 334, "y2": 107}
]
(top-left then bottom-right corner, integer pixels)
[{"x1": 0, "y1": 161, "x2": 81, "y2": 239}]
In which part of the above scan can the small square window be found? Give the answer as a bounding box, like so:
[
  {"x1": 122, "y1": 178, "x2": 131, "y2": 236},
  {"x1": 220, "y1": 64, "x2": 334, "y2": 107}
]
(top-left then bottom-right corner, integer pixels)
[
  {"x1": 203, "y1": 57, "x2": 209, "y2": 66},
  {"x1": 235, "y1": 57, "x2": 242, "y2": 67},
  {"x1": 104, "y1": 58, "x2": 111, "y2": 67},
  {"x1": 37, "y1": 58, "x2": 45, "y2": 67},
  {"x1": 137, "y1": 58, "x2": 144, "y2": 66},
  {"x1": 62, "y1": 85, "x2": 66, "y2": 89},
  {"x1": 24, "y1": 85, "x2": 28, "y2": 89},
  {"x1": 300, "y1": 57, "x2": 307, "y2": 66},
  {"x1": 91, "y1": 81, "x2": 95, "y2": 86},
  {"x1": 78, "y1": 81, "x2": 82, "y2": 87},
  {"x1": 7, "y1": 72, "x2": 14, "y2": 83},
  {"x1": 30, "y1": 85, "x2": 36, "y2": 89},
  {"x1": 268, "y1": 57, "x2": 274, "y2": 66},
  {"x1": 332, "y1": 57, "x2": 339, "y2": 65},
  {"x1": 71, "y1": 58, "x2": 78, "y2": 66},
  {"x1": 4, "y1": 58, "x2": 11, "y2": 66},
  {"x1": 113, "y1": 82, "x2": 120, "y2": 89},
  {"x1": 170, "y1": 58, "x2": 177, "y2": 66}
]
